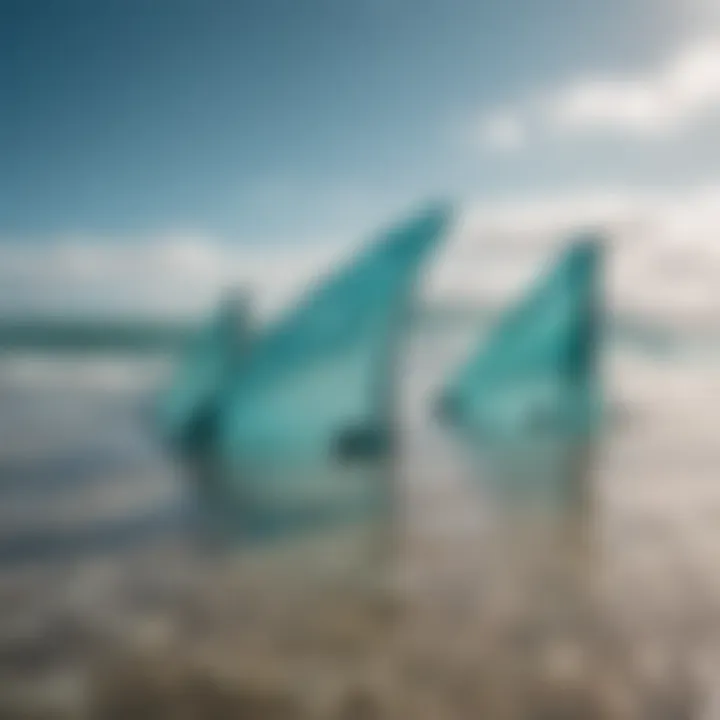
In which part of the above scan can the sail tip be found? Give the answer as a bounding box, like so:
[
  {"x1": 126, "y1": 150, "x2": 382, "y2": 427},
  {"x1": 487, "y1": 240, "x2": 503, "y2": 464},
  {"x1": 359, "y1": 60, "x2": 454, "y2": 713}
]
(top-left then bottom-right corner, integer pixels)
[
  {"x1": 399, "y1": 198, "x2": 454, "y2": 231},
  {"x1": 554, "y1": 229, "x2": 605, "y2": 280},
  {"x1": 421, "y1": 198, "x2": 454, "y2": 225},
  {"x1": 565, "y1": 228, "x2": 606, "y2": 258},
  {"x1": 371, "y1": 199, "x2": 454, "y2": 260},
  {"x1": 402, "y1": 199, "x2": 455, "y2": 250}
]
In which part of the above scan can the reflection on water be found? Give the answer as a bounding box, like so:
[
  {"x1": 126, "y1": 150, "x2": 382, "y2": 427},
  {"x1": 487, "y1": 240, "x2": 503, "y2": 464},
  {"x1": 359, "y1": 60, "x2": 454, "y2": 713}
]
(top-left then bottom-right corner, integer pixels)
[{"x1": 0, "y1": 326, "x2": 719, "y2": 717}]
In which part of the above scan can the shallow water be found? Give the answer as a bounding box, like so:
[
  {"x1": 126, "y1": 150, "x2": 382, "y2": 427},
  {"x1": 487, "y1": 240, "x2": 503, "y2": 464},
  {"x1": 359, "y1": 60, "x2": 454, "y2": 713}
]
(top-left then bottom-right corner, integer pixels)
[{"x1": 0, "y1": 324, "x2": 719, "y2": 717}]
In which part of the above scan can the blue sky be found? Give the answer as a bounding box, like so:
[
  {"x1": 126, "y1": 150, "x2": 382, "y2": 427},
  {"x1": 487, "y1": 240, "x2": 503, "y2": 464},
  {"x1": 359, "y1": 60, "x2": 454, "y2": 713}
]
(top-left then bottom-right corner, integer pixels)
[
  {"x1": 3, "y1": 0, "x2": 717, "y2": 241},
  {"x1": 2, "y1": 0, "x2": 720, "y2": 321}
]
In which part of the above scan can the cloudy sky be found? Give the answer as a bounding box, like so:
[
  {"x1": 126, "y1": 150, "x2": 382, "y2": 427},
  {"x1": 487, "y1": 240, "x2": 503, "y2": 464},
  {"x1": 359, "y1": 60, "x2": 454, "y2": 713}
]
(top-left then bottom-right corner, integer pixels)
[{"x1": 2, "y1": 0, "x2": 720, "y2": 322}]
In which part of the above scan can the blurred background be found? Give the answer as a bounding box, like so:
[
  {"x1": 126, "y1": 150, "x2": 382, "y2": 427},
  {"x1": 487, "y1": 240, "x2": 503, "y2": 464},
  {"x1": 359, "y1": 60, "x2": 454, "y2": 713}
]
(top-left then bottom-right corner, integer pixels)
[{"x1": 3, "y1": 0, "x2": 720, "y2": 717}]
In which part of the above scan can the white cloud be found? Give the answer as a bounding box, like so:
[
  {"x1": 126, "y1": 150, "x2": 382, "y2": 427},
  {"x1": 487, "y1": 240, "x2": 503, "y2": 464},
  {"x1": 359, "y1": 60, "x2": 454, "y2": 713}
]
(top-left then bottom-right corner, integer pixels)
[
  {"x1": 551, "y1": 38, "x2": 720, "y2": 135},
  {"x1": 4, "y1": 185, "x2": 720, "y2": 330},
  {"x1": 425, "y1": 183, "x2": 720, "y2": 327},
  {"x1": 0, "y1": 231, "x2": 365, "y2": 321},
  {"x1": 474, "y1": 112, "x2": 526, "y2": 151},
  {"x1": 470, "y1": 36, "x2": 720, "y2": 144}
]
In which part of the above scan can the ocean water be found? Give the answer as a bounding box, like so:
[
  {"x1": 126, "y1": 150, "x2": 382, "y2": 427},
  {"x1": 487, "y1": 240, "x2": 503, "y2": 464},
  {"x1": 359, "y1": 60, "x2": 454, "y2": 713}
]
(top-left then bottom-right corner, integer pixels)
[{"x1": 1, "y1": 321, "x2": 720, "y2": 717}]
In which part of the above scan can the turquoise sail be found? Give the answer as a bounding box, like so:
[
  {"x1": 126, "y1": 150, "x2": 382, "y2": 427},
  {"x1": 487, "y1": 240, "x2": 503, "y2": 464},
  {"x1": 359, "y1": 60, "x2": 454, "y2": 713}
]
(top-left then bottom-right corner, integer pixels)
[
  {"x1": 156, "y1": 290, "x2": 251, "y2": 457},
  {"x1": 436, "y1": 234, "x2": 603, "y2": 515},
  {"x1": 438, "y1": 234, "x2": 603, "y2": 443},
  {"x1": 211, "y1": 204, "x2": 452, "y2": 541}
]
